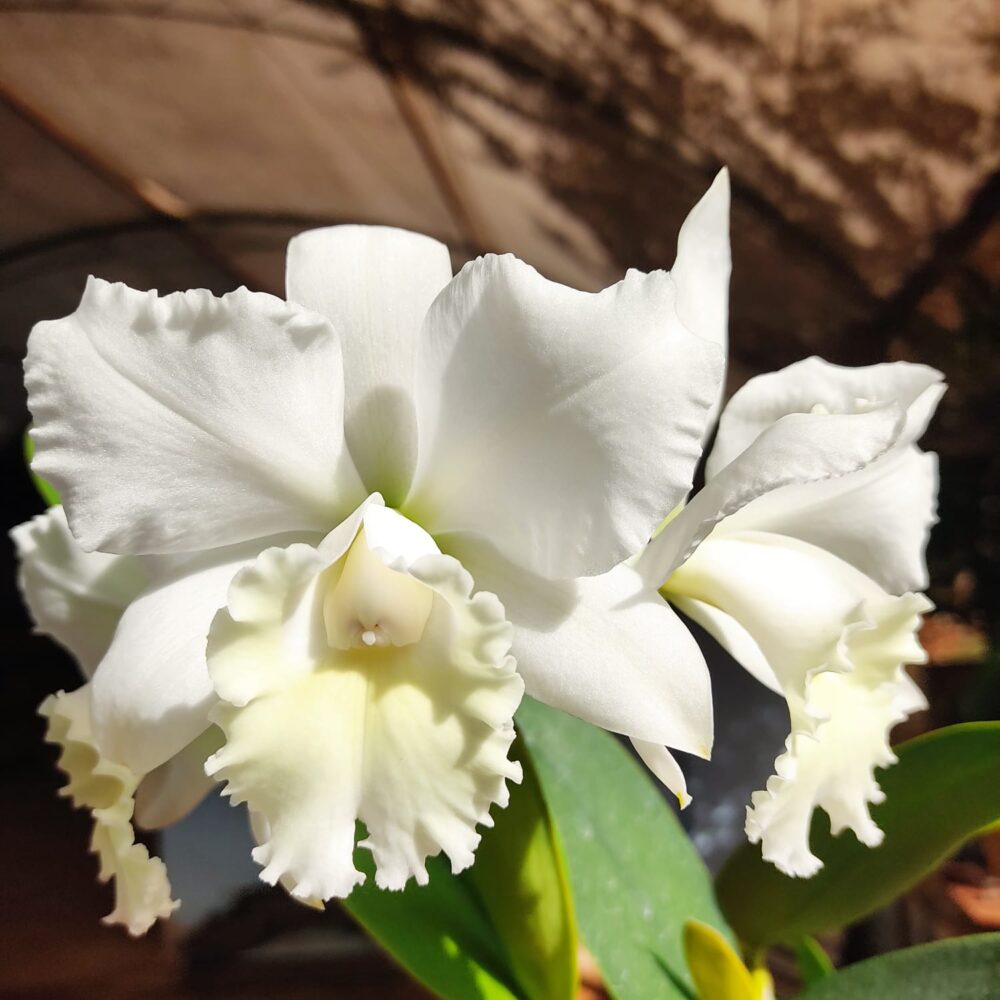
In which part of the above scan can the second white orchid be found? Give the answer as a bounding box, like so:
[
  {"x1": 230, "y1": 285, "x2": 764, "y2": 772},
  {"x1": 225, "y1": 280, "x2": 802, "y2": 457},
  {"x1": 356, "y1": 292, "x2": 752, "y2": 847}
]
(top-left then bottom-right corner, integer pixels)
[{"x1": 642, "y1": 356, "x2": 943, "y2": 877}]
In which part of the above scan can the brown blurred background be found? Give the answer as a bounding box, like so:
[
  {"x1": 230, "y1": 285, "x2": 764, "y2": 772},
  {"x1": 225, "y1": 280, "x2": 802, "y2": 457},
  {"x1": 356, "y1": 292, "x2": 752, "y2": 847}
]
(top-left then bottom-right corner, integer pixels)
[{"x1": 1, "y1": 2, "x2": 998, "y2": 998}]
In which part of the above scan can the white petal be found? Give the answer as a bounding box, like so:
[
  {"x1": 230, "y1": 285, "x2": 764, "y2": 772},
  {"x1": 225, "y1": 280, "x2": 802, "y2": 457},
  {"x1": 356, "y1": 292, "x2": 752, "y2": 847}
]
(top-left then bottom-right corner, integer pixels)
[
  {"x1": 210, "y1": 499, "x2": 381, "y2": 707},
  {"x1": 665, "y1": 530, "x2": 931, "y2": 875},
  {"x1": 26, "y1": 279, "x2": 364, "y2": 555},
  {"x1": 446, "y1": 534, "x2": 713, "y2": 757},
  {"x1": 707, "y1": 357, "x2": 944, "y2": 477},
  {"x1": 11, "y1": 506, "x2": 147, "y2": 676},
  {"x1": 286, "y1": 226, "x2": 453, "y2": 505},
  {"x1": 206, "y1": 523, "x2": 523, "y2": 900},
  {"x1": 666, "y1": 532, "x2": 887, "y2": 691},
  {"x1": 90, "y1": 544, "x2": 270, "y2": 774},
  {"x1": 361, "y1": 503, "x2": 440, "y2": 568},
  {"x1": 40, "y1": 685, "x2": 178, "y2": 935},
  {"x1": 208, "y1": 543, "x2": 331, "y2": 707},
  {"x1": 631, "y1": 739, "x2": 691, "y2": 809},
  {"x1": 637, "y1": 403, "x2": 904, "y2": 588},
  {"x1": 672, "y1": 169, "x2": 731, "y2": 353},
  {"x1": 670, "y1": 594, "x2": 781, "y2": 695},
  {"x1": 406, "y1": 253, "x2": 724, "y2": 579},
  {"x1": 133, "y1": 726, "x2": 224, "y2": 830},
  {"x1": 672, "y1": 168, "x2": 731, "y2": 424},
  {"x1": 723, "y1": 446, "x2": 938, "y2": 594},
  {"x1": 248, "y1": 810, "x2": 325, "y2": 911},
  {"x1": 747, "y1": 638, "x2": 928, "y2": 878}
]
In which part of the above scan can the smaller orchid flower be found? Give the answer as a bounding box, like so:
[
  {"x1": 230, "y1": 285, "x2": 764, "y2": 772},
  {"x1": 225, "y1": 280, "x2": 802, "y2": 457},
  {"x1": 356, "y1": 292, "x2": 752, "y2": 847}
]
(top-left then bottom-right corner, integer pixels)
[
  {"x1": 13, "y1": 507, "x2": 217, "y2": 934},
  {"x1": 19, "y1": 171, "x2": 733, "y2": 914},
  {"x1": 638, "y1": 357, "x2": 944, "y2": 877}
]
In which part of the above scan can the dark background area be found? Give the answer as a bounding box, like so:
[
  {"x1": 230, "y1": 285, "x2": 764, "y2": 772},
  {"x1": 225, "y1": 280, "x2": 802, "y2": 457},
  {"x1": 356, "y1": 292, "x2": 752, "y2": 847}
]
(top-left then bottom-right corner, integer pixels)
[{"x1": 1, "y1": 2, "x2": 997, "y2": 997}]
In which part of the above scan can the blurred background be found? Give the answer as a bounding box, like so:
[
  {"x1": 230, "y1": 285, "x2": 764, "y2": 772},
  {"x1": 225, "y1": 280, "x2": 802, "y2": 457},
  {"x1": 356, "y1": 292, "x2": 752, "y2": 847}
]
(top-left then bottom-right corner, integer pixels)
[{"x1": 0, "y1": 1, "x2": 997, "y2": 997}]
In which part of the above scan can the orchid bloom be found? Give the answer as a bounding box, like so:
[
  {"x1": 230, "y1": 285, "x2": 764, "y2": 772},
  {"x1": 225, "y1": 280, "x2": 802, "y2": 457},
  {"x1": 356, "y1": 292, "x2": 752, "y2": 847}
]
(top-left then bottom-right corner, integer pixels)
[
  {"x1": 638, "y1": 357, "x2": 944, "y2": 877},
  {"x1": 17, "y1": 171, "x2": 732, "y2": 922}
]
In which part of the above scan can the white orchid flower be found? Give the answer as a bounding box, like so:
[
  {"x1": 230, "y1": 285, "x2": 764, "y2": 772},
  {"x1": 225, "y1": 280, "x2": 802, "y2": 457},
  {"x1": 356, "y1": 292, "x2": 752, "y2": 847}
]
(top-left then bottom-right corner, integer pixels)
[
  {"x1": 20, "y1": 171, "x2": 732, "y2": 910},
  {"x1": 13, "y1": 507, "x2": 218, "y2": 934},
  {"x1": 638, "y1": 357, "x2": 944, "y2": 877}
]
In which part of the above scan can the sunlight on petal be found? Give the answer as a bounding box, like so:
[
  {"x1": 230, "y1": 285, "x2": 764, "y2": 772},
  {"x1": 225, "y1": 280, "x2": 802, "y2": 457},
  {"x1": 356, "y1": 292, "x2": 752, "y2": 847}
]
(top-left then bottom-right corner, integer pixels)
[
  {"x1": 407, "y1": 255, "x2": 724, "y2": 579},
  {"x1": 26, "y1": 281, "x2": 364, "y2": 555}
]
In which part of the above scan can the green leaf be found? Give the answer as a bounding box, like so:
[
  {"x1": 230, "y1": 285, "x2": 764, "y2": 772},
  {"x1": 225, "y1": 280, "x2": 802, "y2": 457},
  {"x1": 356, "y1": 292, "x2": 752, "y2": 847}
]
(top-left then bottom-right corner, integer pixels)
[
  {"x1": 799, "y1": 934, "x2": 1000, "y2": 999},
  {"x1": 717, "y1": 723, "x2": 1000, "y2": 947},
  {"x1": 342, "y1": 743, "x2": 577, "y2": 1000},
  {"x1": 795, "y1": 936, "x2": 833, "y2": 986},
  {"x1": 683, "y1": 920, "x2": 773, "y2": 1000},
  {"x1": 516, "y1": 696, "x2": 732, "y2": 1000},
  {"x1": 466, "y1": 745, "x2": 578, "y2": 1000},
  {"x1": 23, "y1": 433, "x2": 61, "y2": 506},
  {"x1": 344, "y1": 850, "x2": 519, "y2": 1000}
]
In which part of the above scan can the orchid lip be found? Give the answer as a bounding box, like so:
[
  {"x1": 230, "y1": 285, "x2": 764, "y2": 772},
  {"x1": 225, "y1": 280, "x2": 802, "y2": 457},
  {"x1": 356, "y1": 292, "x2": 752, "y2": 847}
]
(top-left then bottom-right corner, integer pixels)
[{"x1": 204, "y1": 504, "x2": 525, "y2": 899}]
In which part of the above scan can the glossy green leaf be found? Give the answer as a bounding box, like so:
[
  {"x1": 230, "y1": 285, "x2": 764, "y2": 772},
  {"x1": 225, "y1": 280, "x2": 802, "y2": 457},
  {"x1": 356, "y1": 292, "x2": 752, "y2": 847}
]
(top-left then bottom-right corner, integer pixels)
[
  {"x1": 344, "y1": 849, "x2": 519, "y2": 1000},
  {"x1": 343, "y1": 744, "x2": 577, "y2": 1000},
  {"x1": 516, "y1": 696, "x2": 731, "y2": 1000},
  {"x1": 684, "y1": 920, "x2": 773, "y2": 1000},
  {"x1": 795, "y1": 935, "x2": 833, "y2": 986},
  {"x1": 23, "y1": 433, "x2": 61, "y2": 506},
  {"x1": 717, "y1": 723, "x2": 1000, "y2": 947},
  {"x1": 799, "y1": 934, "x2": 1000, "y2": 999},
  {"x1": 467, "y1": 745, "x2": 578, "y2": 1000}
]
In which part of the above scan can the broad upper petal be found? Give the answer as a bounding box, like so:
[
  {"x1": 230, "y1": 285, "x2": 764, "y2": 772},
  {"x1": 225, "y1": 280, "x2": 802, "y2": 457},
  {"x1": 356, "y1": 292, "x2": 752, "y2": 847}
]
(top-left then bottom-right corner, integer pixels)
[
  {"x1": 405, "y1": 253, "x2": 724, "y2": 579},
  {"x1": 26, "y1": 279, "x2": 364, "y2": 555},
  {"x1": 707, "y1": 357, "x2": 944, "y2": 477},
  {"x1": 12, "y1": 506, "x2": 147, "y2": 676},
  {"x1": 722, "y1": 446, "x2": 938, "y2": 595},
  {"x1": 446, "y1": 534, "x2": 713, "y2": 757},
  {"x1": 286, "y1": 226, "x2": 453, "y2": 504},
  {"x1": 637, "y1": 404, "x2": 904, "y2": 588}
]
